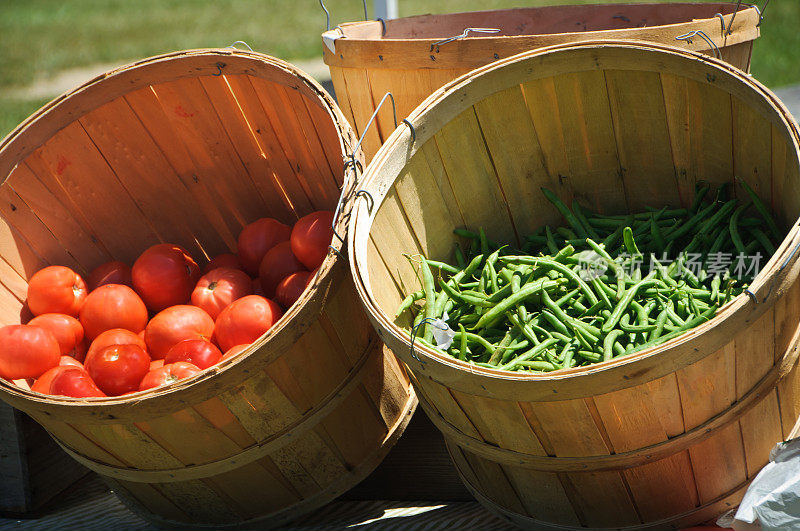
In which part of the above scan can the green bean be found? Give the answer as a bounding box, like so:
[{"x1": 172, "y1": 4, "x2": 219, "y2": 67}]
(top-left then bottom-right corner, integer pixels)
[
  {"x1": 738, "y1": 178, "x2": 781, "y2": 240},
  {"x1": 425, "y1": 259, "x2": 459, "y2": 274},
  {"x1": 542, "y1": 290, "x2": 602, "y2": 337},
  {"x1": 473, "y1": 279, "x2": 563, "y2": 329},
  {"x1": 585, "y1": 239, "x2": 627, "y2": 298},
  {"x1": 557, "y1": 227, "x2": 578, "y2": 240},
  {"x1": 648, "y1": 309, "x2": 669, "y2": 342},
  {"x1": 515, "y1": 360, "x2": 558, "y2": 372},
  {"x1": 576, "y1": 350, "x2": 602, "y2": 363},
  {"x1": 623, "y1": 227, "x2": 641, "y2": 257},
  {"x1": 573, "y1": 201, "x2": 600, "y2": 240},
  {"x1": 729, "y1": 202, "x2": 749, "y2": 255},
  {"x1": 499, "y1": 256, "x2": 599, "y2": 305},
  {"x1": 457, "y1": 324, "x2": 468, "y2": 361},
  {"x1": 542, "y1": 188, "x2": 588, "y2": 239},
  {"x1": 602, "y1": 273, "x2": 658, "y2": 333},
  {"x1": 650, "y1": 215, "x2": 666, "y2": 252},
  {"x1": 396, "y1": 290, "x2": 424, "y2": 317},
  {"x1": 454, "y1": 243, "x2": 466, "y2": 269},
  {"x1": 630, "y1": 305, "x2": 717, "y2": 354},
  {"x1": 690, "y1": 184, "x2": 710, "y2": 214},
  {"x1": 420, "y1": 259, "x2": 436, "y2": 343},
  {"x1": 540, "y1": 309, "x2": 571, "y2": 336},
  {"x1": 664, "y1": 201, "x2": 717, "y2": 242},
  {"x1": 500, "y1": 338, "x2": 559, "y2": 370},
  {"x1": 479, "y1": 227, "x2": 489, "y2": 257},
  {"x1": 749, "y1": 227, "x2": 776, "y2": 255},
  {"x1": 438, "y1": 278, "x2": 493, "y2": 308},
  {"x1": 603, "y1": 329, "x2": 624, "y2": 361},
  {"x1": 545, "y1": 226, "x2": 560, "y2": 255}
]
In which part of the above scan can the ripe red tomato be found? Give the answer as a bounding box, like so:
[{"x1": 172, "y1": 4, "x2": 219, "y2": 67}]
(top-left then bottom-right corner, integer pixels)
[
  {"x1": 59, "y1": 355, "x2": 84, "y2": 368},
  {"x1": 150, "y1": 359, "x2": 164, "y2": 371},
  {"x1": 214, "y1": 295, "x2": 283, "y2": 351},
  {"x1": 28, "y1": 313, "x2": 84, "y2": 356},
  {"x1": 203, "y1": 253, "x2": 244, "y2": 275},
  {"x1": 275, "y1": 271, "x2": 313, "y2": 309},
  {"x1": 50, "y1": 368, "x2": 106, "y2": 398},
  {"x1": 85, "y1": 344, "x2": 150, "y2": 396},
  {"x1": 191, "y1": 267, "x2": 252, "y2": 320},
  {"x1": 87, "y1": 261, "x2": 133, "y2": 291},
  {"x1": 237, "y1": 218, "x2": 291, "y2": 276},
  {"x1": 145, "y1": 305, "x2": 214, "y2": 360},
  {"x1": 164, "y1": 339, "x2": 221, "y2": 370},
  {"x1": 87, "y1": 328, "x2": 147, "y2": 360},
  {"x1": 27, "y1": 266, "x2": 87, "y2": 317},
  {"x1": 132, "y1": 244, "x2": 200, "y2": 312},
  {"x1": 138, "y1": 362, "x2": 201, "y2": 391},
  {"x1": 0, "y1": 325, "x2": 60, "y2": 380},
  {"x1": 221, "y1": 344, "x2": 249, "y2": 362},
  {"x1": 291, "y1": 211, "x2": 334, "y2": 270},
  {"x1": 79, "y1": 284, "x2": 148, "y2": 340},
  {"x1": 30, "y1": 356, "x2": 86, "y2": 394},
  {"x1": 259, "y1": 241, "x2": 306, "y2": 298}
]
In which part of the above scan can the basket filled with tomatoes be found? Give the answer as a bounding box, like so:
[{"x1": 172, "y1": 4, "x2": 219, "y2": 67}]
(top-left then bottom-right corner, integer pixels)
[{"x1": 0, "y1": 50, "x2": 415, "y2": 527}]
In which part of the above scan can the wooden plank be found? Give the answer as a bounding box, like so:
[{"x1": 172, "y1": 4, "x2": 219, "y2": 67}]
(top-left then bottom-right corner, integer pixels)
[
  {"x1": 192, "y1": 397, "x2": 259, "y2": 449},
  {"x1": 734, "y1": 307, "x2": 775, "y2": 399},
  {"x1": 563, "y1": 471, "x2": 641, "y2": 527},
  {"x1": 112, "y1": 481, "x2": 189, "y2": 522},
  {"x1": 318, "y1": 386, "x2": 387, "y2": 467},
  {"x1": 645, "y1": 374, "x2": 685, "y2": 438},
  {"x1": 688, "y1": 422, "x2": 746, "y2": 503},
  {"x1": 552, "y1": 70, "x2": 625, "y2": 214},
  {"x1": 149, "y1": 78, "x2": 266, "y2": 231},
  {"x1": 473, "y1": 85, "x2": 561, "y2": 236},
  {"x1": 393, "y1": 151, "x2": 462, "y2": 261},
  {"x1": 503, "y1": 466, "x2": 581, "y2": 526},
  {"x1": 339, "y1": 67, "x2": 382, "y2": 159},
  {"x1": 432, "y1": 108, "x2": 517, "y2": 245},
  {"x1": 32, "y1": 122, "x2": 160, "y2": 263},
  {"x1": 264, "y1": 357, "x2": 314, "y2": 415},
  {"x1": 76, "y1": 422, "x2": 184, "y2": 470},
  {"x1": 273, "y1": 429, "x2": 347, "y2": 493},
  {"x1": 319, "y1": 272, "x2": 374, "y2": 367},
  {"x1": 357, "y1": 349, "x2": 410, "y2": 428},
  {"x1": 623, "y1": 451, "x2": 699, "y2": 521},
  {"x1": 605, "y1": 70, "x2": 680, "y2": 211},
  {"x1": 219, "y1": 374, "x2": 302, "y2": 443},
  {"x1": 660, "y1": 74, "x2": 692, "y2": 205},
  {"x1": 203, "y1": 460, "x2": 300, "y2": 518},
  {"x1": 413, "y1": 377, "x2": 482, "y2": 439},
  {"x1": 527, "y1": 399, "x2": 611, "y2": 457},
  {"x1": 327, "y1": 66, "x2": 358, "y2": 137},
  {"x1": 198, "y1": 75, "x2": 295, "y2": 222},
  {"x1": 739, "y1": 391, "x2": 783, "y2": 478},
  {"x1": 449, "y1": 391, "x2": 547, "y2": 456},
  {"x1": 249, "y1": 78, "x2": 338, "y2": 212},
  {"x1": 366, "y1": 235, "x2": 405, "y2": 322},
  {"x1": 366, "y1": 68, "x2": 433, "y2": 136},
  {"x1": 148, "y1": 479, "x2": 241, "y2": 523},
  {"x1": 302, "y1": 96, "x2": 347, "y2": 188},
  {"x1": 677, "y1": 343, "x2": 736, "y2": 429},
  {"x1": 7, "y1": 163, "x2": 106, "y2": 271},
  {"x1": 124, "y1": 86, "x2": 236, "y2": 256},
  {"x1": 459, "y1": 446, "x2": 527, "y2": 515},
  {"x1": 0, "y1": 214, "x2": 50, "y2": 281},
  {"x1": 224, "y1": 75, "x2": 316, "y2": 218},
  {"x1": 733, "y1": 95, "x2": 773, "y2": 204}
]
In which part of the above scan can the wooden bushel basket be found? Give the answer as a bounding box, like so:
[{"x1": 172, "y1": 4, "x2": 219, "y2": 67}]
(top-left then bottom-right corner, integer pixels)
[
  {"x1": 323, "y1": 2, "x2": 761, "y2": 161},
  {"x1": 349, "y1": 41, "x2": 800, "y2": 530},
  {"x1": 0, "y1": 49, "x2": 416, "y2": 527}
]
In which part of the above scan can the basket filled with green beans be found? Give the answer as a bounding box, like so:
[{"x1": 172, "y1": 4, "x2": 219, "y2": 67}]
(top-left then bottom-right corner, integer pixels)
[{"x1": 397, "y1": 182, "x2": 782, "y2": 373}]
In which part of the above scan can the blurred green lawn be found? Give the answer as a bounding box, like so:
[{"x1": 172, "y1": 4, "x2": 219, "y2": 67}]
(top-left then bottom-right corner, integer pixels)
[{"x1": 1, "y1": 0, "x2": 798, "y2": 137}]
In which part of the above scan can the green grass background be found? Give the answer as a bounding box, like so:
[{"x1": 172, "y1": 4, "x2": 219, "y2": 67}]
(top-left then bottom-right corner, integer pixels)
[{"x1": 1, "y1": 0, "x2": 798, "y2": 137}]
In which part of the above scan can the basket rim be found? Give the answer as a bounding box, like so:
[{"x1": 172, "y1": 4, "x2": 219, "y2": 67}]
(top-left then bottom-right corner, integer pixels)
[
  {"x1": 348, "y1": 39, "x2": 800, "y2": 394},
  {"x1": 0, "y1": 48, "x2": 365, "y2": 418},
  {"x1": 332, "y1": 2, "x2": 755, "y2": 38}
]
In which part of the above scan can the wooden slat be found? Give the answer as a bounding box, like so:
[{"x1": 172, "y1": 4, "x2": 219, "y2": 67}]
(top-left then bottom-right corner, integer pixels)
[
  {"x1": 688, "y1": 423, "x2": 746, "y2": 503},
  {"x1": 32, "y1": 123, "x2": 159, "y2": 263},
  {"x1": 473, "y1": 86, "x2": 561, "y2": 236},
  {"x1": 563, "y1": 471, "x2": 641, "y2": 527},
  {"x1": 528, "y1": 399, "x2": 611, "y2": 457},
  {"x1": 124, "y1": 86, "x2": 236, "y2": 256},
  {"x1": 318, "y1": 387, "x2": 387, "y2": 467},
  {"x1": 112, "y1": 481, "x2": 189, "y2": 522},
  {"x1": 432, "y1": 109, "x2": 517, "y2": 245},
  {"x1": 623, "y1": 451, "x2": 699, "y2": 521},
  {"x1": 734, "y1": 307, "x2": 775, "y2": 399},
  {"x1": 147, "y1": 479, "x2": 240, "y2": 523},
  {"x1": 218, "y1": 374, "x2": 301, "y2": 443},
  {"x1": 733, "y1": 95, "x2": 773, "y2": 204},
  {"x1": 739, "y1": 390, "x2": 782, "y2": 478},
  {"x1": 369, "y1": 188, "x2": 423, "y2": 297},
  {"x1": 644, "y1": 374, "x2": 685, "y2": 438},
  {"x1": 319, "y1": 273, "x2": 374, "y2": 367},
  {"x1": 302, "y1": 97, "x2": 347, "y2": 188},
  {"x1": 77, "y1": 422, "x2": 184, "y2": 471},
  {"x1": 504, "y1": 466, "x2": 581, "y2": 526},
  {"x1": 339, "y1": 68, "x2": 382, "y2": 159},
  {"x1": 605, "y1": 70, "x2": 680, "y2": 211},
  {"x1": 552, "y1": 70, "x2": 625, "y2": 214}
]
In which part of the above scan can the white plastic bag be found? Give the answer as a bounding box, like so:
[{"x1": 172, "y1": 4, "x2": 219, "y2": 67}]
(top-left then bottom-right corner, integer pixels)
[{"x1": 718, "y1": 437, "x2": 800, "y2": 531}]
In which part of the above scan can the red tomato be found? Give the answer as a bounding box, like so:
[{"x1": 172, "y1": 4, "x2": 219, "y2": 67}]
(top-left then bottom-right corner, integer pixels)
[
  {"x1": 72, "y1": 340, "x2": 88, "y2": 363},
  {"x1": 164, "y1": 339, "x2": 221, "y2": 370},
  {"x1": 50, "y1": 368, "x2": 106, "y2": 398},
  {"x1": 59, "y1": 356, "x2": 84, "y2": 368},
  {"x1": 203, "y1": 253, "x2": 244, "y2": 275},
  {"x1": 28, "y1": 313, "x2": 84, "y2": 356},
  {"x1": 87, "y1": 261, "x2": 133, "y2": 291},
  {"x1": 138, "y1": 362, "x2": 201, "y2": 391},
  {"x1": 31, "y1": 365, "x2": 69, "y2": 394},
  {"x1": 237, "y1": 218, "x2": 291, "y2": 276},
  {"x1": 291, "y1": 211, "x2": 334, "y2": 270},
  {"x1": 221, "y1": 344, "x2": 249, "y2": 362},
  {"x1": 27, "y1": 266, "x2": 87, "y2": 317},
  {"x1": 132, "y1": 244, "x2": 200, "y2": 312},
  {"x1": 79, "y1": 284, "x2": 148, "y2": 340},
  {"x1": 145, "y1": 305, "x2": 214, "y2": 360},
  {"x1": 191, "y1": 267, "x2": 252, "y2": 320},
  {"x1": 259, "y1": 241, "x2": 306, "y2": 298},
  {"x1": 87, "y1": 328, "x2": 147, "y2": 360},
  {"x1": 214, "y1": 295, "x2": 283, "y2": 351},
  {"x1": 85, "y1": 344, "x2": 150, "y2": 396},
  {"x1": 275, "y1": 271, "x2": 313, "y2": 309},
  {"x1": 0, "y1": 325, "x2": 60, "y2": 380},
  {"x1": 150, "y1": 359, "x2": 164, "y2": 371}
]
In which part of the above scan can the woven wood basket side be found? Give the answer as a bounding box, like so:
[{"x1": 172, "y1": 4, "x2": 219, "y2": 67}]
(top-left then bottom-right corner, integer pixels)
[
  {"x1": 0, "y1": 50, "x2": 416, "y2": 526},
  {"x1": 348, "y1": 41, "x2": 800, "y2": 529},
  {"x1": 323, "y1": 2, "x2": 759, "y2": 161}
]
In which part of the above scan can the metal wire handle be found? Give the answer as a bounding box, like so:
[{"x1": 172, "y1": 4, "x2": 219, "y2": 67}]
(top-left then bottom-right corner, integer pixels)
[
  {"x1": 430, "y1": 27, "x2": 501, "y2": 52},
  {"x1": 319, "y1": 0, "x2": 369, "y2": 31},
  {"x1": 227, "y1": 41, "x2": 254, "y2": 51},
  {"x1": 728, "y1": 0, "x2": 770, "y2": 35},
  {"x1": 331, "y1": 92, "x2": 398, "y2": 245},
  {"x1": 676, "y1": 30, "x2": 721, "y2": 59}
]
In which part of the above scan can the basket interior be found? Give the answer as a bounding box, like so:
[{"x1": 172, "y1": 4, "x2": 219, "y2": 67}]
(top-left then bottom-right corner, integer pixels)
[
  {"x1": 343, "y1": 3, "x2": 742, "y2": 40},
  {"x1": 0, "y1": 52, "x2": 347, "y2": 326},
  {"x1": 362, "y1": 46, "x2": 800, "y2": 329}
]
